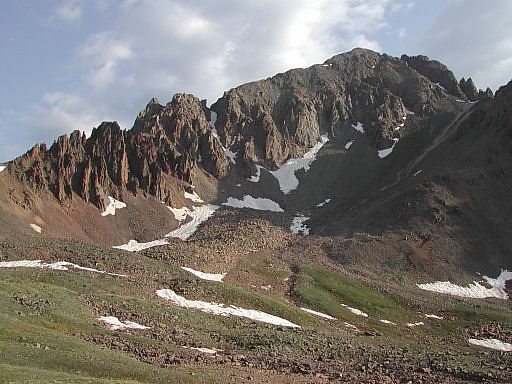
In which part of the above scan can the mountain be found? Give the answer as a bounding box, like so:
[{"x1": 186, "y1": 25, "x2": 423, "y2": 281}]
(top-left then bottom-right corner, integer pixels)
[{"x1": 0, "y1": 48, "x2": 511, "y2": 383}]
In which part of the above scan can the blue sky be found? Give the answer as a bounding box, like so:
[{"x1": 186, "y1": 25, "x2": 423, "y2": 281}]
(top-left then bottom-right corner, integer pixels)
[{"x1": 1, "y1": 0, "x2": 511, "y2": 162}]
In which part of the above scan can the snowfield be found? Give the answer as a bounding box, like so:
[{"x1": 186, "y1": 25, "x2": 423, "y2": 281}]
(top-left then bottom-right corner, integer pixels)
[
  {"x1": 417, "y1": 270, "x2": 512, "y2": 299},
  {"x1": 344, "y1": 141, "x2": 354, "y2": 150},
  {"x1": 223, "y1": 195, "x2": 283, "y2": 212},
  {"x1": 290, "y1": 214, "x2": 310, "y2": 235},
  {"x1": 98, "y1": 316, "x2": 150, "y2": 331},
  {"x1": 156, "y1": 289, "x2": 300, "y2": 328},
  {"x1": 340, "y1": 304, "x2": 368, "y2": 317},
  {"x1": 113, "y1": 238, "x2": 170, "y2": 252},
  {"x1": 468, "y1": 338, "x2": 512, "y2": 352},
  {"x1": 424, "y1": 314, "x2": 443, "y2": 320},
  {"x1": 378, "y1": 138, "x2": 399, "y2": 159},
  {"x1": 181, "y1": 266, "x2": 226, "y2": 282},
  {"x1": 166, "y1": 204, "x2": 219, "y2": 240},
  {"x1": 101, "y1": 196, "x2": 126, "y2": 216},
  {"x1": 210, "y1": 111, "x2": 237, "y2": 164},
  {"x1": 300, "y1": 307, "x2": 336, "y2": 320},
  {"x1": 183, "y1": 346, "x2": 221, "y2": 354},
  {"x1": 407, "y1": 322, "x2": 424, "y2": 327},
  {"x1": 0, "y1": 165, "x2": 5, "y2": 172},
  {"x1": 248, "y1": 164, "x2": 264, "y2": 182},
  {"x1": 352, "y1": 122, "x2": 364, "y2": 133},
  {"x1": 379, "y1": 319, "x2": 396, "y2": 325},
  {"x1": 0, "y1": 260, "x2": 126, "y2": 277},
  {"x1": 316, "y1": 198, "x2": 331, "y2": 207},
  {"x1": 269, "y1": 135, "x2": 329, "y2": 194},
  {"x1": 168, "y1": 206, "x2": 192, "y2": 222},
  {"x1": 30, "y1": 223, "x2": 42, "y2": 233},
  {"x1": 184, "y1": 191, "x2": 204, "y2": 203}
]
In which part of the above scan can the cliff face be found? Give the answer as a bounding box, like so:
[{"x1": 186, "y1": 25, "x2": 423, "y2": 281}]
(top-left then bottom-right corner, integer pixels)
[
  {"x1": 10, "y1": 94, "x2": 228, "y2": 209},
  {"x1": 212, "y1": 49, "x2": 452, "y2": 175},
  {"x1": 5, "y1": 48, "x2": 492, "y2": 211}
]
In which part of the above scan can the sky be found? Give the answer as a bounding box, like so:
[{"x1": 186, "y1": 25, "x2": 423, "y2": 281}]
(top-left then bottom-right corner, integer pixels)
[{"x1": 1, "y1": 0, "x2": 511, "y2": 162}]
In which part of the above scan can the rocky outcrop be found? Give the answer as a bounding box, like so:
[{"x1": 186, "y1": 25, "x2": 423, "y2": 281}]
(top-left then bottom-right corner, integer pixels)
[
  {"x1": 401, "y1": 54, "x2": 466, "y2": 99},
  {"x1": 10, "y1": 94, "x2": 228, "y2": 209},
  {"x1": 213, "y1": 49, "x2": 448, "y2": 175},
  {"x1": 6, "y1": 48, "x2": 473, "y2": 211},
  {"x1": 459, "y1": 77, "x2": 479, "y2": 101},
  {"x1": 478, "y1": 87, "x2": 494, "y2": 100}
]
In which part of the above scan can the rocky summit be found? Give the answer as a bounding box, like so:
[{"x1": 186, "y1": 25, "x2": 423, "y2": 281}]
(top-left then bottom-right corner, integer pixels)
[{"x1": 0, "y1": 48, "x2": 511, "y2": 384}]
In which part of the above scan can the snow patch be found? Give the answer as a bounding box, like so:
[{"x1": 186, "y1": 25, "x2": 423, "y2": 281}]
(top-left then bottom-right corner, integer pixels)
[
  {"x1": 0, "y1": 166, "x2": 5, "y2": 172},
  {"x1": 316, "y1": 198, "x2": 331, "y2": 207},
  {"x1": 435, "y1": 82, "x2": 447, "y2": 92},
  {"x1": 407, "y1": 322, "x2": 424, "y2": 327},
  {"x1": 209, "y1": 111, "x2": 237, "y2": 164},
  {"x1": 260, "y1": 285, "x2": 272, "y2": 291},
  {"x1": 168, "y1": 206, "x2": 192, "y2": 222},
  {"x1": 30, "y1": 224, "x2": 42, "y2": 233},
  {"x1": 101, "y1": 196, "x2": 126, "y2": 216},
  {"x1": 184, "y1": 191, "x2": 204, "y2": 203},
  {"x1": 343, "y1": 322, "x2": 359, "y2": 330},
  {"x1": 378, "y1": 138, "x2": 399, "y2": 159},
  {"x1": 183, "y1": 346, "x2": 221, "y2": 354},
  {"x1": 156, "y1": 289, "x2": 300, "y2": 328},
  {"x1": 248, "y1": 165, "x2": 264, "y2": 182},
  {"x1": 347, "y1": 94, "x2": 353, "y2": 109},
  {"x1": 166, "y1": 204, "x2": 219, "y2": 240},
  {"x1": 223, "y1": 195, "x2": 283, "y2": 212},
  {"x1": 379, "y1": 319, "x2": 396, "y2": 325},
  {"x1": 113, "y1": 238, "x2": 169, "y2": 252},
  {"x1": 300, "y1": 307, "x2": 336, "y2": 320},
  {"x1": 269, "y1": 135, "x2": 329, "y2": 194},
  {"x1": 413, "y1": 169, "x2": 423, "y2": 177},
  {"x1": 290, "y1": 214, "x2": 310, "y2": 235},
  {"x1": 424, "y1": 314, "x2": 443, "y2": 320},
  {"x1": 468, "y1": 339, "x2": 512, "y2": 352},
  {"x1": 98, "y1": 316, "x2": 149, "y2": 331},
  {"x1": 0, "y1": 260, "x2": 126, "y2": 277},
  {"x1": 352, "y1": 122, "x2": 364, "y2": 134},
  {"x1": 417, "y1": 270, "x2": 512, "y2": 299},
  {"x1": 181, "y1": 267, "x2": 225, "y2": 282},
  {"x1": 345, "y1": 141, "x2": 354, "y2": 150},
  {"x1": 341, "y1": 304, "x2": 368, "y2": 317},
  {"x1": 405, "y1": 109, "x2": 415, "y2": 115}
]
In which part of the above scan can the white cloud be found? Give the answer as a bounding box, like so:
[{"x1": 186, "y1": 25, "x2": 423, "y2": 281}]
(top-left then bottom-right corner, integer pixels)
[
  {"x1": 23, "y1": 92, "x2": 103, "y2": 140},
  {"x1": 77, "y1": 32, "x2": 135, "y2": 89},
  {"x1": 55, "y1": 1, "x2": 83, "y2": 22}
]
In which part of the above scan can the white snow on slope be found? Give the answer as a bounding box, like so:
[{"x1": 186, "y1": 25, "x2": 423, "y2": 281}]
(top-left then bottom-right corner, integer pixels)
[
  {"x1": 407, "y1": 322, "x2": 424, "y2": 327},
  {"x1": 168, "y1": 206, "x2": 192, "y2": 222},
  {"x1": 156, "y1": 289, "x2": 300, "y2": 328},
  {"x1": 417, "y1": 270, "x2": 512, "y2": 299},
  {"x1": 209, "y1": 111, "x2": 237, "y2": 164},
  {"x1": 101, "y1": 196, "x2": 127, "y2": 216},
  {"x1": 340, "y1": 304, "x2": 368, "y2": 317},
  {"x1": 343, "y1": 322, "x2": 359, "y2": 330},
  {"x1": 300, "y1": 307, "x2": 336, "y2": 320},
  {"x1": 269, "y1": 135, "x2": 329, "y2": 194},
  {"x1": 345, "y1": 141, "x2": 354, "y2": 150},
  {"x1": 424, "y1": 314, "x2": 443, "y2": 320},
  {"x1": 166, "y1": 204, "x2": 219, "y2": 240},
  {"x1": 184, "y1": 191, "x2": 204, "y2": 203},
  {"x1": 248, "y1": 165, "x2": 264, "y2": 182},
  {"x1": 347, "y1": 94, "x2": 353, "y2": 109},
  {"x1": 98, "y1": 316, "x2": 150, "y2": 331},
  {"x1": 290, "y1": 214, "x2": 310, "y2": 235},
  {"x1": 435, "y1": 82, "x2": 447, "y2": 92},
  {"x1": 378, "y1": 138, "x2": 399, "y2": 159},
  {"x1": 30, "y1": 224, "x2": 42, "y2": 233},
  {"x1": 468, "y1": 338, "x2": 512, "y2": 352},
  {"x1": 413, "y1": 169, "x2": 423, "y2": 177},
  {"x1": 223, "y1": 195, "x2": 283, "y2": 212},
  {"x1": 316, "y1": 198, "x2": 331, "y2": 207},
  {"x1": 0, "y1": 260, "x2": 126, "y2": 277},
  {"x1": 113, "y1": 238, "x2": 170, "y2": 252},
  {"x1": 352, "y1": 122, "x2": 364, "y2": 133},
  {"x1": 183, "y1": 346, "x2": 221, "y2": 354},
  {"x1": 181, "y1": 267, "x2": 225, "y2": 282},
  {"x1": 379, "y1": 319, "x2": 396, "y2": 325},
  {"x1": 0, "y1": 166, "x2": 5, "y2": 172},
  {"x1": 405, "y1": 108, "x2": 415, "y2": 115}
]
